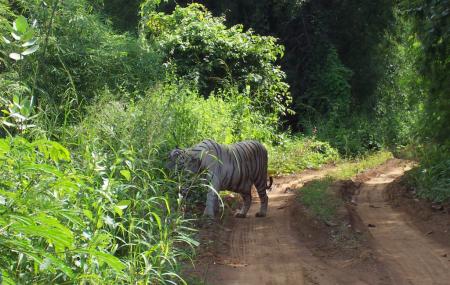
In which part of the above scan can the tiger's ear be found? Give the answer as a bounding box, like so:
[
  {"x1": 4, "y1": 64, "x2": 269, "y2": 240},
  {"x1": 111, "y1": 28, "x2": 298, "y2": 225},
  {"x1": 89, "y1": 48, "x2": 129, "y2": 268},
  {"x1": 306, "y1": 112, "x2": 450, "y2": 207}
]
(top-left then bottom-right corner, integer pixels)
[{"x1": 169, "y1": 148, "x2": 183, "y2": 159}]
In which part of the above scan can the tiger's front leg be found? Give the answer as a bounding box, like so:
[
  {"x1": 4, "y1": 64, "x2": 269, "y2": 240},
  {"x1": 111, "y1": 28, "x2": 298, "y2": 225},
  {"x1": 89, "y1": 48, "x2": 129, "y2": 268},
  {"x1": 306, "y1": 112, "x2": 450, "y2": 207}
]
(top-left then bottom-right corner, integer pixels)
[
  {"x1": 203, "y1": 176, "x2": 220, "y2": 218},
  {"x1": 203, "y1": 189, "x2": 218, "y2": 218}
]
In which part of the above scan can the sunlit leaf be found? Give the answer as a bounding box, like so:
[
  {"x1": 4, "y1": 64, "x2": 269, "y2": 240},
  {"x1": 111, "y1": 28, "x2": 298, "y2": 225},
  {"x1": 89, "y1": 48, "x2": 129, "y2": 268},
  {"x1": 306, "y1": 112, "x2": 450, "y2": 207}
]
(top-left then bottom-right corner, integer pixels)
[
  {"x1": 150, "y1": 212, "x2": 162, "y2": 231},
  {"x1": 14, "y1": 16, "x2": 28, "y2": 34},
  {"x1": 9, "y1": 53, "x2": 23, "y2": 61},
  {"x1": 21, "y1": 30, "x2": 35, "y2": 42},
  {"x1": 21, "y1": 163, "x2": 63, "y2": 177},
  {"x1": 32, "y1": 139, "x2": 71, "y2": 162},
  {"x1": 83, "y1": 209, "x2": 93, "y2": 221},
  {"x1": 120, "y1": 169, "x2": 131, "y2": 181},
  {"x1": 22, "y1": 38, "x2": 37, "y2": 47},
  {"x1": 21, "y1": 44, "x2": 39, "y2": 56},
  {"x1": 116, "y1": 200, "x2": 131, "y2": 210},
  {"x1": 10, "y1": 32, "x2": 21, "y2": 40},
  {"x1": 113, "y1": 200, "x2": 131, "y2": 217},
  {"x1": 0, "y1": 139, "x2": 10, "y2": 156},
  {"x1": 2, "y1": 36, "x2": 11, "y2": 44},
  {"x1": 113, "y1": 206, "x2": 123, "y2": 217}
]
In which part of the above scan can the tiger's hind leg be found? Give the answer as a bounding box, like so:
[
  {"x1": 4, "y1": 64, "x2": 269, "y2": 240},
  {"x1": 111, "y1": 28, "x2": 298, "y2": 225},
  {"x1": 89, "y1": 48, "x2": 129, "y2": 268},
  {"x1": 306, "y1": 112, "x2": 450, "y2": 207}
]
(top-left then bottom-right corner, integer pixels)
[
  {"x1": 255, "y1": 182, "x2": 269, "y2": 218},
  {"x1": 235, "y1": 192, "x2": 252, "y2": 218}
]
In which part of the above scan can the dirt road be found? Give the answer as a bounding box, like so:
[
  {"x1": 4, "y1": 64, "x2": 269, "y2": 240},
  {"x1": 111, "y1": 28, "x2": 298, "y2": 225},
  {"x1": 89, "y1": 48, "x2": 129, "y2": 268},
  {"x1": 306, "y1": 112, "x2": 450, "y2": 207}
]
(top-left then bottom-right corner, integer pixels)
[
  {"x1": 194, "y1": 160, "x2": 450, "y2": 285},
  {"x1": 355, "y1": 162, "x2": 450, "y2": 284}
]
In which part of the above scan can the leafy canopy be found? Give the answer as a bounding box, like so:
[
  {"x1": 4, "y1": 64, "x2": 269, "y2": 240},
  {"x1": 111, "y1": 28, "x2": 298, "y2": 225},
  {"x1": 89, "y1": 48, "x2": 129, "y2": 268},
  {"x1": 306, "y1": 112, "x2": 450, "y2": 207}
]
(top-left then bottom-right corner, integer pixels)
[{"x1": 143, "y1": 3, "x2": 292, "y2": 116}]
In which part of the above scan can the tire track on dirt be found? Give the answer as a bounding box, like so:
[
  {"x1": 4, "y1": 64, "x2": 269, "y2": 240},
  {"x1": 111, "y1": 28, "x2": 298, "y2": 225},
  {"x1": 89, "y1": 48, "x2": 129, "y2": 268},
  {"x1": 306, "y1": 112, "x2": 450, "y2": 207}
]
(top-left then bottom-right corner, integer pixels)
[
  {"x1": 195, "y1": 160, "x2": 450, "y2": 285},
  {"x1": 355, "y1": 162, "x2": 450, "y2": 285},
  {"x1": 201, "y1": 168, "x2": 388, "y2": 285},
  {"x1": 204, "y1": 168, "x2": 342, "y2": 285}
]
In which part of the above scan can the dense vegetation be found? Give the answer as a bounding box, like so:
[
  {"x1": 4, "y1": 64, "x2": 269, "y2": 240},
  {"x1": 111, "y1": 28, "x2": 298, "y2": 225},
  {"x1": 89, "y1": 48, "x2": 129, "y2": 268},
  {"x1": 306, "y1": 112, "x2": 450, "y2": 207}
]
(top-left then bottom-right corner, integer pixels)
[
  {"x1": 163, "y1": 0, "x2": 448, "y2": 201},
  {"x1": 0, "y1": 0, "x2": 448, "y2": 283}
]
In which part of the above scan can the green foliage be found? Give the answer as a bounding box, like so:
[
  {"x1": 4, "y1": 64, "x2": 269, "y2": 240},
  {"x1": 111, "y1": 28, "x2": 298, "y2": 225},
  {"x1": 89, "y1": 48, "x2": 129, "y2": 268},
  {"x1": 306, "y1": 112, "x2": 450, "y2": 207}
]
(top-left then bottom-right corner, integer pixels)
[
  {"x1": 2, "y1": 16, "x2": 40, "y2": 62},
  {"x1": 2, "y1": 0, "x2": 447, "y2": 283},
  {"x1": 406, "y1": 0, "x2": 449, "y2": 144},
  {"x1": 0, "y1": 4, "x2": 305, "y2": 283},
  {"x1": 398, "y1": 0, "x2": 449, "y2": 202},
  {"x1": 3, "y1": 0, "x2": 163, "y2": 126},
  {"x1": 91, "y1": 0, "x2": 141, "y2": 32},
  {"x1": 299, "y1": 177, "x2": 341, "y2": 222},
  {"x1": 76, "y1": 80, "x2": 277, "y2": 162},
  {"x1": 300, "y1": 47, "x2": 353, "y2": 121},
  {"x1": 407, "y1": 144, "x2": 450, "y2": 203},
  {"x1": 0, "y1": 15, "x2": 41, "y2": 138},
  {"x1": 313, "y1": 115, "x2": 383, "y2": 156},
  {"x1": 0, "y1": 73, "x2": 35, "y2": 135},
  {"x1": 142, "y1": 3, "x2": 292, "y2": 117},
  {"x1": 268, "y1": 136, "x2": 339, "y2": 175},
  {"x1": 374, "y1": 11, "x2": 424, "y2": 147},
  {"x1": 0, "y1": 135, "x2": 198, "y2": 284},
  {"x1": 330, "y1": 151, "x2": 393, "y2": 180},
  {"x1": 0, "y1": 137, "x2": 125, "y2": 283}
]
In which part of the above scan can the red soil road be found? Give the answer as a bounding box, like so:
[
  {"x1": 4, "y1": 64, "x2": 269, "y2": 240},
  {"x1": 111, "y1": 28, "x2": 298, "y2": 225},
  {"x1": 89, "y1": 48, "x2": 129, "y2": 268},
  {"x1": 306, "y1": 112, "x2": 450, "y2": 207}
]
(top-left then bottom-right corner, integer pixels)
[
  {"x1": 197, "y1": 160, "x2": 450, "y2": 285},
  {"x1": 355, "y1": 161, "x2": 450, "y2": 284},
  {"x1": 203, "y1": 170, "x2": 326, "y2": 285}
]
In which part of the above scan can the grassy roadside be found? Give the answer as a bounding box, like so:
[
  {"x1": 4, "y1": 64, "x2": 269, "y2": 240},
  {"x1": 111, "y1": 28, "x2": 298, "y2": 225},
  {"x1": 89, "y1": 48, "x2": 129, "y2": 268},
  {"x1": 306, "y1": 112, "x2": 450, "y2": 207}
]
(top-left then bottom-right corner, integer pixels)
[
  {"x1": 299, "y1": 150, "x2": 393, "y2": 221},
  {"x1": 268, "y1": 137, "x2": 339, "y2": 175}
]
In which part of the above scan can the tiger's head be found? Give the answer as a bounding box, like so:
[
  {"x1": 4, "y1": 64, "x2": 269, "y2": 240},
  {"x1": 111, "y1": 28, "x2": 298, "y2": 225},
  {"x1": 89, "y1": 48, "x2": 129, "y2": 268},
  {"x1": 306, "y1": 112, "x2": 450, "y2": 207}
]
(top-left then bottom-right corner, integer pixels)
[{"x1": 166, "y1": 147, "x2": 201, "y2": 173}]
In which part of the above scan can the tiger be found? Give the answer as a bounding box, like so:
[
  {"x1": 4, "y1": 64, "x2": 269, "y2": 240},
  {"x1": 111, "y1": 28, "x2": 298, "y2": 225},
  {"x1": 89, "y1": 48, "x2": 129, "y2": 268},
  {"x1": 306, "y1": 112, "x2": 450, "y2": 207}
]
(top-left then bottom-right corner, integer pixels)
[{"x1": 167, "y1": 139, "x2": 273, "y2": 218}]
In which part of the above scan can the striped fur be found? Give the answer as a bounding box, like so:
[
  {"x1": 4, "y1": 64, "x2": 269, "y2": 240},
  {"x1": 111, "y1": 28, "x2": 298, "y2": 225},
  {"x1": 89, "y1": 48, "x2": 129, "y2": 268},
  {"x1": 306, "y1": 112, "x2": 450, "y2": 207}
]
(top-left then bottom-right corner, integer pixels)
[{"x1": 169, "y1": 139, "x2": 273, "y2": 218}]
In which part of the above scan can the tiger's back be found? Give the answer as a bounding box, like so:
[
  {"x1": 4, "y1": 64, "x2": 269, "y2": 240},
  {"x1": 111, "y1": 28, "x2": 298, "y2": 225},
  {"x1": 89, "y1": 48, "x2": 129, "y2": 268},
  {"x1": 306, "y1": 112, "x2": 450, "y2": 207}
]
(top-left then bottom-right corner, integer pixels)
[{"x1": 226, "y1": 140, "x2": 269, "y2": 194}]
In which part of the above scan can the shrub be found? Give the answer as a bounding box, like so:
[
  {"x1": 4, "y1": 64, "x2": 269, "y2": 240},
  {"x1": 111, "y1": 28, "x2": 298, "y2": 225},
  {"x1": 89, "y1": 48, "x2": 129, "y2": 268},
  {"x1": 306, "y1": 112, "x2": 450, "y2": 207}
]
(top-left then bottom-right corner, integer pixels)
[
  {"x1": 268, "y1": 136, "x2": 339, "y2": 175},
  {"x1": 0, "y1": 137, "x2": 125, "y2": 283},
  {"x1": 142, "y1": 3, "x2": 292, "y2": 117},
  {"x1": 0, "y1": 135, "x2": 198, "y2": 284},
  {"x1": 299, "y1": 46, "x2": 353, "y2": 122},
  {"x1": 3, "y1": 0, "x2": 163, "y2": 123},
  {"x1": 74, "y1": 80, "x2": 277, "y2": 166},
  {"x1": 407, "y1": 144, "x2": 450, "y2": 203}
]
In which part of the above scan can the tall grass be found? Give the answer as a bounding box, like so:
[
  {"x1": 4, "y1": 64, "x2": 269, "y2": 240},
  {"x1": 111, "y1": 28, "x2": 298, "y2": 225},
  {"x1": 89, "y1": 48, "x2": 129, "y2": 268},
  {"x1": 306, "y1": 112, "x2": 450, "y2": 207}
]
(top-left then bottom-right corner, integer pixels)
[
  {"x1": 0, "y1": 136, "x2": 199, "y2": 284},
  {"x1": 406, "y1": 144, "x2": 450, "y2": 203}
]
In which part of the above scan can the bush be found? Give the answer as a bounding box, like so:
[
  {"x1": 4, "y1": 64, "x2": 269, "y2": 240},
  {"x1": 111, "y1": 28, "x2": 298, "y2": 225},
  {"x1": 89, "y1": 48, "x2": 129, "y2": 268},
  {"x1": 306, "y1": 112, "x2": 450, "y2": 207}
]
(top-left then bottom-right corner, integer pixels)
[
  {"x1": 2, "y1": 0, "x2": 163, "y2": 125},
  {"x1": 0, "y1": 135, "x2": 198, "y2": 284},
  {"x1": 0, "y1": 137, "x2": 126, "y2": 283},
  {"x1": 268, "y1": 136, "x2": 339, "y2": 175},
  {"x1": 299, "y1": 46, "x2": 353, "y2": 122},
  {"x1": 142, "y1": 3, "x2": 292, "y2": 117},
  {"x1": 407, "y1": 144, "x2": 450, "y2": 203},
  {"x1": 74, "y1": 80, "x2": 278, "y2": 165}
]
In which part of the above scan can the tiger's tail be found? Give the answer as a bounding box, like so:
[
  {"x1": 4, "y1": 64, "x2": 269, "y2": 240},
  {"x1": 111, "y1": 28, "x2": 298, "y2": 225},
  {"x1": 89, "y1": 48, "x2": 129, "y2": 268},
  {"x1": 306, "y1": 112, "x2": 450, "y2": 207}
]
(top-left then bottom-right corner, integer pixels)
[{"x1": 266, "y1": 176, "x2": 273, "y2": 191}]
